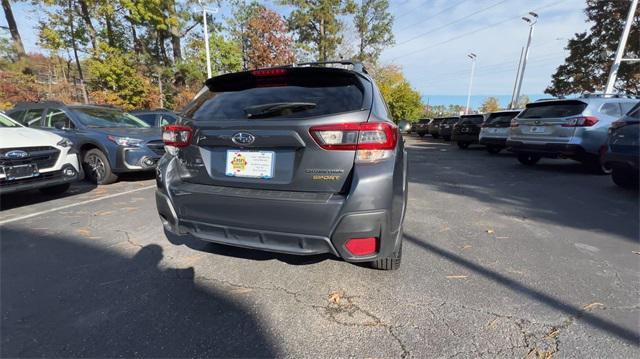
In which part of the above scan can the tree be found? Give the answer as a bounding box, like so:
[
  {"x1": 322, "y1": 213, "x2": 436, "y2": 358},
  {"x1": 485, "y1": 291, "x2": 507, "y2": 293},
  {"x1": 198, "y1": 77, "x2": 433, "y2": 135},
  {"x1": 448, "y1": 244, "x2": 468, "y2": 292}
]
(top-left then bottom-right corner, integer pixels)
[
  {"x1": 479, "y1": 96, "x2": 501, "y2": 113},
  {"x1": 282, "y1": 0, "x2": 356, "y2": 61},
  {"x1": 515, "y1": 95, "x2": 529, "y2": 109},
  {"x1": 354, "y1": 0, "x2": 393, "y2": 64},
  {"x1": 373, "y1": 64, "x2": 423, "y2": 121},
  {"x1": 2, "y1": 0, "x2": 26, "y2": 57},
  {"x1": 245, "y1": 8, "x2": 295, "y2": 69},
  {"x1": 545, "y1": 0, "x2": 639, "y2": 95}
]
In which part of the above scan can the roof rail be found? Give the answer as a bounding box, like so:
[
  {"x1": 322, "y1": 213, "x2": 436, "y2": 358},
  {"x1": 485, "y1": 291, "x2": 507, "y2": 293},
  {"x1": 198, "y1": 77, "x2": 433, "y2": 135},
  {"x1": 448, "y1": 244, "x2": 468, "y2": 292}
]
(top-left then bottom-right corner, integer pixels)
[
  {"x1": 579, "y1": 92, "x2": 639, "y2": 99},
  {"x1": 14, "y1": 100, "x2": 66, "y2": 108},
  {"x1": 295, "y1": 60, "x2": 368, "y2": 74}
]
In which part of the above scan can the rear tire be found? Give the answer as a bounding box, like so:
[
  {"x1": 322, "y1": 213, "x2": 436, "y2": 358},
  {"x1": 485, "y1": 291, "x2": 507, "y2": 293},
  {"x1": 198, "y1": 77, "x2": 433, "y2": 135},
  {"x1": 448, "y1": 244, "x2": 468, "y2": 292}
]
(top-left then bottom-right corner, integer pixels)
[
  {"x1": 457, "y1": 141, "x2": 470, "y2": 149},
  {"x1": 611, "y1": 166, "x2": 639, "y2": 189},
  {"x1": 586, "y1": 152, "x2": 612, "y2": 175},
  {"x1": 39, "y1": 183, "x2": 71, "y2": 195},
  {"x1": 517, "y1": 153, "x2": 541, "y2": 166},
  {"x1": 371, "y1": 237, "x2": 402, "y2": 271},
  {"x1": 83, "y1": 149, "x2": 118, "y2": 185},
  {"x1": 487, "y1": 146, "x2": 501, "y2": 154}
]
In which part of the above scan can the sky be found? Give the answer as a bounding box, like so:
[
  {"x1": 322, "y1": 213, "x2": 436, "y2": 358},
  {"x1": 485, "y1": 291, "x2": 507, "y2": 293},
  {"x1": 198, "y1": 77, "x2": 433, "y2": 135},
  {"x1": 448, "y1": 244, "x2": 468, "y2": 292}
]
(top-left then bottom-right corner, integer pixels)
[{"x1": 2, "y1": 0, "x2": 591, "y2": 107}]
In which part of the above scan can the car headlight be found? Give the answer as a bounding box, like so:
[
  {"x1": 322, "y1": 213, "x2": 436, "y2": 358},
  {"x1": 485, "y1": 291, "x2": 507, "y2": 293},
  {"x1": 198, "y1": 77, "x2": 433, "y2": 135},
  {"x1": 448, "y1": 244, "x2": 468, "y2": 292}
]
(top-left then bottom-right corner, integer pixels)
[
  {"x1": 107, "y1": 135, "x2": 144, "y2": 147},
  {"x1": 56, "y1": 138, "x2": 73, "y2": 148}
]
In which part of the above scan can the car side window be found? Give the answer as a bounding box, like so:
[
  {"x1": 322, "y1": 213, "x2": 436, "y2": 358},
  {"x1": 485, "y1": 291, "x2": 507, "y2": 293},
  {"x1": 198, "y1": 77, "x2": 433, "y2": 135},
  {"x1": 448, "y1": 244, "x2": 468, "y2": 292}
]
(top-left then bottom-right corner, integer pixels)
[
  {"x1": 620, "y1": 102, "x2": 637, "y2": 115},
  {"x1": 159, "y1": 114, "x2": 177, "y2": 126},
  {"x1": 600, "y1": 102, "x2": 621, "y2": 117},
  {"x1": 45, "y1": 109, "x2": 75, "y2": 129},
  {"x1": 21, "y1": 109, "x2": 45, "y2": 127},
  {"x1": 136, "y1": 114, "x2": 157, "y2": 126},
  {"x1": 7, "y1": 110, "x2": 25, "y2": 122},
  {"x1": 372, "y1": 86, "x2": 390, "y2": 120}
]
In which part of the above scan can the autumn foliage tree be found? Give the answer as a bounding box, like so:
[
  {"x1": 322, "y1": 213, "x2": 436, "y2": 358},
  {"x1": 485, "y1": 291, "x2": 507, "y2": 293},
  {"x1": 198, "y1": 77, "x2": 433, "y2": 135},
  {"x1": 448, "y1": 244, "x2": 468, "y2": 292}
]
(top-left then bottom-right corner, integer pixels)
[{"x1": 245, "y1": 8, "x2": 295, "y2": 69}]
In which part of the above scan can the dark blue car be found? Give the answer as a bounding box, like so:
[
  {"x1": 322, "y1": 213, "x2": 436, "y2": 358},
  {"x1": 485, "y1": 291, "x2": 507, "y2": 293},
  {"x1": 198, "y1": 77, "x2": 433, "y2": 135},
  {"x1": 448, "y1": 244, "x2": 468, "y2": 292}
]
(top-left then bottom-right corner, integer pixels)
[
  {"x1": 604, "y1": 102, "x2": 639, "y2": 189},
  {"x1": 7, "y1": 102, "x2": 163, "y2": 185}
]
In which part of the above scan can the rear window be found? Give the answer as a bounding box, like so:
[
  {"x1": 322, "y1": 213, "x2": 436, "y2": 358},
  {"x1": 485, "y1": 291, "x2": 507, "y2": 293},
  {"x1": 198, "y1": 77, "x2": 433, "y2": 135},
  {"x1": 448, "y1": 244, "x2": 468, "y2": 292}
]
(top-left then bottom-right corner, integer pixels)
[
  {"x1": 459, "y1": 115, "x2": 484, "y2": 125},
  {"x1": 446, "y1": 118, "x2": 459, "y2": 124},
  {"x1": 486, "y1": 112, "x2": 519, "y2": 125},
  {"x1": 183, "y1": 69, "x2": 366, "y2": 121},
  {"x1": 418, "y1": 119, "x2": 430, "y2": 124},
  {"x1": 520, "y1": 101, "x2": 587, "y2": 119}
]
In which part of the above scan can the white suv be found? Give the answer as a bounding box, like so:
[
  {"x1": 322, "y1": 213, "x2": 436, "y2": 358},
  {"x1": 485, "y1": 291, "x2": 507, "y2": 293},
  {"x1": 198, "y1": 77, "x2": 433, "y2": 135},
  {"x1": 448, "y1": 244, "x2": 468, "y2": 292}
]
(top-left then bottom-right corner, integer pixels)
[{"x1": 0, "y1": 113, "x2": 82, "y2": 195}]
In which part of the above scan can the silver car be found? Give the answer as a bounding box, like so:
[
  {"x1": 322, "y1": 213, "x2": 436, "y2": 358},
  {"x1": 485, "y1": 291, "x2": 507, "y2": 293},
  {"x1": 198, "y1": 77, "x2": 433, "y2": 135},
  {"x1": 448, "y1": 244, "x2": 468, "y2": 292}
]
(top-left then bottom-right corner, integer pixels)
[
  {"x1": 506, "y1": 95, "x2": 639, "y2": 173},
  {"x1": 479, "y1": 110, "x2": 522, "y2": 154}
]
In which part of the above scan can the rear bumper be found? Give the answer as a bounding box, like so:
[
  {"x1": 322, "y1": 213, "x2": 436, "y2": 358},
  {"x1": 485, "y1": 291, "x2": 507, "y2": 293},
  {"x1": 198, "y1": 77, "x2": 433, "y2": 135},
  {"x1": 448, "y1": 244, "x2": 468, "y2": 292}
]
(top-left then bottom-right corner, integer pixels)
[
  {"x1": 479, "y1": 137, "x2": 507, "y2": 147},
  {"x1": 0, "y1": 164, "x2": 80, "y2": 195},
  {"x1": 155, "y1": 152, "x2": 405, "y2": 262},
  {"x1": 506, "y1": 141, "x2": 585, "y2": 157},
  {"x1": 604, "y1": 151, "x2": 639, "y2": 170},
  {"x1": 452, "y1": 133, "x2": 479, "y2": 143}
]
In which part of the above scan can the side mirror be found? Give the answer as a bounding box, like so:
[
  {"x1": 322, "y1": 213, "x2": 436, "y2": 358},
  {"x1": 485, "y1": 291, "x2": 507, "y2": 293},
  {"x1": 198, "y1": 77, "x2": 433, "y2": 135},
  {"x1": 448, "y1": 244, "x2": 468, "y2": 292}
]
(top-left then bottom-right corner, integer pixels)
[{"x1": 54, "y1": 122, "x2": 67, "y2": 130}]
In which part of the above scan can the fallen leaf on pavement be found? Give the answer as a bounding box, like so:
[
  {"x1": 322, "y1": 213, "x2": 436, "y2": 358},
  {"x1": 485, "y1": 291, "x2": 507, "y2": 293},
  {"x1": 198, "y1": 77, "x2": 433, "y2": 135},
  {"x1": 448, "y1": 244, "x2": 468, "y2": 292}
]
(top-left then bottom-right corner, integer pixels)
[
  {"x1": 328, "y1": 291, "x2": 343, "y2": 304},
  {"x1": 486, "y1": 318, "x2": 499, "y2": 329},
  {"x1": 486, "y1": 229, "x2": 495, "y2": 234},
  {"x1": 632, "y1": 251, "x2": 640, "y2": 255},
  {"x1": 76, "y1": 229, "x2": 91, "y2": 237},
  {"x1": 446, "y1": 275, "x2": 468, "y2": 279},
  {"x1": 582, "y1": 302, "x2": 605, "y2": 311},
  {"x1": 461, "y1": 245, "x2": 472, "y2": 250},
  {"x1": 544, "y1": 328, "x2": 560, "y2": 339},
  {"x1": 230, "y1": 288, "x2": 253, "y2": 294},
  {"x1": 496, "y1": 236, "x2": 509, "y2": 239}
]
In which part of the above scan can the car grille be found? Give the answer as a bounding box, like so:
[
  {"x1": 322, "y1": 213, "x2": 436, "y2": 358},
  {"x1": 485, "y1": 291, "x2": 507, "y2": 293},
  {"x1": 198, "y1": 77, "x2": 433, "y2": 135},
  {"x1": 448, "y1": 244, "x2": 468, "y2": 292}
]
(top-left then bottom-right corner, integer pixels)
[
  {"x1": 0, "y1": 146, "x2": 60, "y2": 169},
  {"x1": 146, "y1": 141, "x2": 165, "y2": 156}
]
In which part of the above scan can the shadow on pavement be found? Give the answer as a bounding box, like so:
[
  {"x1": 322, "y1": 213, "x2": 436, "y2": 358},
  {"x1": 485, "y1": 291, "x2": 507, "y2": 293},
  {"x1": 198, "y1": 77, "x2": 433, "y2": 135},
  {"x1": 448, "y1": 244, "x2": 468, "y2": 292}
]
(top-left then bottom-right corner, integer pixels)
[
  {"x1": 165, "y1": 229, "x2": 337, "y2": 266},
  {"x1": 0, "y1": 181, "x2": 97, "y2": 211},
  {"x1": 406, "y1": 145, "x2": 640, "y2": 243},
  {"x1": 404, "y1": 233, "x2": 640, "y2": 345},
  {"x1": 1, "y1": 227, "x2": 277, "y2": 357}
]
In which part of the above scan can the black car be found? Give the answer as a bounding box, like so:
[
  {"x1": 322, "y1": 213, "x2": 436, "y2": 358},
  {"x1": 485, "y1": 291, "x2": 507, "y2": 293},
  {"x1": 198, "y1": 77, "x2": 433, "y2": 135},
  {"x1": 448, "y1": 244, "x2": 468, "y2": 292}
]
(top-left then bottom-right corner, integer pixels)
[
  {"x1": 156, "y1": 62, "x2": 408, "y2": 270},
  {"x1": 6, "y1": 102, "x2": 163, "y2": 185},
  {"x1": 451, "y1": 114, "x2": 486, "y2": 149},
  {"x1": 428, "y1": 118, "x2": 446, "y2": 139},
  {"x1": 604, "y1": 102, "x2": 639, "y2": 189},
  {"x1": 439, "y1": 117, "x2": 460, "y2": 141},
  {"x1": 414, "y1": 118, "x2": 432, "y2": 137},
  {"x1": 130, "y1": 109, "x2": 181, "y2": 127}
]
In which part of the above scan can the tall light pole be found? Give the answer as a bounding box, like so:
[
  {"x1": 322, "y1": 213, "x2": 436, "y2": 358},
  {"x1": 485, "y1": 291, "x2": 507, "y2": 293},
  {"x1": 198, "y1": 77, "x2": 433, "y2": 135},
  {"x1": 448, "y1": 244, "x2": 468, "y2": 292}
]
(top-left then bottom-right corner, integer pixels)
[
  {"x1": 465, "y1": 53, "x2": 477, "y2": 115},
  {"x1": 604, "y1": 0, "x2": 639, "y2": 95},
  {"x1": 199, "y1": 1, "x2": 218, "y2": 79},
  {"x1": 509, "y1": 47, "x2": 524, "y2": 109},
  {"x1": 513, "y1": 12, "x2": 537, "y2": 107}
]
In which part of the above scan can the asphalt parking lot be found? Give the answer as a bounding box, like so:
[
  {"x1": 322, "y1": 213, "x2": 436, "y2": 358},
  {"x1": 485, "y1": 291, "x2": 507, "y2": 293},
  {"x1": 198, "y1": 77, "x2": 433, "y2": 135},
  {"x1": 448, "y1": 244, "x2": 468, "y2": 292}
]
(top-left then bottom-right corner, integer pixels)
[{"x1": 1, "y1": 135, "x2": 638, "y2": 358}]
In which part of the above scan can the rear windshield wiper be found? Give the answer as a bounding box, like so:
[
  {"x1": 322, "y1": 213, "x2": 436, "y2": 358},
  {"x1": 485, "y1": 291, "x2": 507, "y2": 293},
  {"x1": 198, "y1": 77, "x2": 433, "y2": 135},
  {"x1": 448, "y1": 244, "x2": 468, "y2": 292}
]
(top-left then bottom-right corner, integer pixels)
[{"x1": 244, "y1": 102, "x2": 316, "y2": 119}]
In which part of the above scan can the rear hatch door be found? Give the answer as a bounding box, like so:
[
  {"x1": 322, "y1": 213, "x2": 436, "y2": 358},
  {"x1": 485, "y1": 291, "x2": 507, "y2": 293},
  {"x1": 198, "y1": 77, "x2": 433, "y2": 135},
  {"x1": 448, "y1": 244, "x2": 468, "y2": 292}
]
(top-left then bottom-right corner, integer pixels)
[
  {"x1": 483, "y1": 111, "x2": 520, "y2": 137},
  {"x1": 514, "y1": 100, "x2": 588, "y2": 143},
  {"x1": 178, "y1": 67, "x2": 372, "y2": 193},
  {"x1": 456, "y1": 115, "x2": 484, "y2": 136}
]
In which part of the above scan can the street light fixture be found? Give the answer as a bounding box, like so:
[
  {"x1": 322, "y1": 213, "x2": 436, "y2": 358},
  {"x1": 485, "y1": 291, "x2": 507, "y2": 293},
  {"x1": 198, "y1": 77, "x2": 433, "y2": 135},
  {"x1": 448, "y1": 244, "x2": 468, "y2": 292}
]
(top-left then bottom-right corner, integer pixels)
[
  {"x1": 465, "y1": 53, "x2": 477, "y2": 115},
  {"x1": 511, "y1": 12, "x2": 537, "y2": 109}
]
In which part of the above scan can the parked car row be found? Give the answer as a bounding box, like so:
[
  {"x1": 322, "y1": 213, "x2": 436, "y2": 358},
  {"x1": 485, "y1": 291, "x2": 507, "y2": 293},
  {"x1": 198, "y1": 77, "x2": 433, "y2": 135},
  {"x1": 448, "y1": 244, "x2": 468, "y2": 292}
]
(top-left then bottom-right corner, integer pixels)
[
  {"x1": 0, "y1": 101, "x2": 181, "y2": 195},
  {"x1": 411, "y1": 95, "x2": 639, "y2": 189}
]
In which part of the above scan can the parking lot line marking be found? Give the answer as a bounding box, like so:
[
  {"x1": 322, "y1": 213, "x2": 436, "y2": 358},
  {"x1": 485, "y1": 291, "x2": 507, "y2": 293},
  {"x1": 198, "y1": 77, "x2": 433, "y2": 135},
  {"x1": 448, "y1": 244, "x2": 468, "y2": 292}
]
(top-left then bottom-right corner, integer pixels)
[{"x1": 0, "y1": 185, "x2": 156, "y2": 226}]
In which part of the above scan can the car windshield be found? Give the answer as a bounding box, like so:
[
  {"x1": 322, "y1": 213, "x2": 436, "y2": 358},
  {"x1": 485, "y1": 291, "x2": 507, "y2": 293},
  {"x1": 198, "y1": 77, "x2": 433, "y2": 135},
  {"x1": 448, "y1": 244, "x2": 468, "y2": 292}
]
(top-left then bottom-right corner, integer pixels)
[
  {"x1": 520, "y1": 101, "x2": 587, "y2": 119},
  {"x1": 487, "y1": 112, "x2": 518, "y2": 125},
  {"x1": 459, "y1": 115, "x2": 484, "y2": 125},
  {"x1": 73, "y1": 107, "x2": 150, "y2": 128},
  {"x1": 0, "y1": 113, "x2": 21, "y2": 127}
]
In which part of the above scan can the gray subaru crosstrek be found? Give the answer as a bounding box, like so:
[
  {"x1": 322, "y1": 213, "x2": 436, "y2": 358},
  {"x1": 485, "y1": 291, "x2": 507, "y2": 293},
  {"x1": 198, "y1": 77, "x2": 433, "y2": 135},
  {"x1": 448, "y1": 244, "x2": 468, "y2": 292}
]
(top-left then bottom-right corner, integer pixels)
[
  {"x1": 156, "y1": 62, "x2": 408, "y2": 270},
  {"x1": 507, "y1": 95, "x2": 638, "y2": 173}
]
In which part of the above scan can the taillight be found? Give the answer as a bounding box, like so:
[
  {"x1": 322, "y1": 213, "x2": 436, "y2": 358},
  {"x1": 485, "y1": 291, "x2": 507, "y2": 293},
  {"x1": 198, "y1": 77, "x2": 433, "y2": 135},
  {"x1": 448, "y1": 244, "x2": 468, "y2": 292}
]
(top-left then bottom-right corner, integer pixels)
[
  {"x1": 561, "y1": 116, "x2": 599, "y2": 127},
  {"x1": 510, "y1": 119, "x2": 519, "y2": 128},
  {"x1": 162, "y1": 125, "x2": 192, "y2": 148},
  {"x1": 309, "y1": 122, "x2": 398, "y2": 162}
]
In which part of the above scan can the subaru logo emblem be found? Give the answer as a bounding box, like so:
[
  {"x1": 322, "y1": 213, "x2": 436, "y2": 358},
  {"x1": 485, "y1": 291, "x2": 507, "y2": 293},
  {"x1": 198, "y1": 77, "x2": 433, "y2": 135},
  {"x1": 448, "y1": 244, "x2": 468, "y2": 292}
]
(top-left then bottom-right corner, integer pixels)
[
  {"x1": 534, "y1": 120, "x2": 541, "y2": 125},
  {"x1": 232, "y1": 132, "x2": 255, "y2": 146},
  {"x1": 5, "y1": 150, "x2": 29, "y2": 159}
]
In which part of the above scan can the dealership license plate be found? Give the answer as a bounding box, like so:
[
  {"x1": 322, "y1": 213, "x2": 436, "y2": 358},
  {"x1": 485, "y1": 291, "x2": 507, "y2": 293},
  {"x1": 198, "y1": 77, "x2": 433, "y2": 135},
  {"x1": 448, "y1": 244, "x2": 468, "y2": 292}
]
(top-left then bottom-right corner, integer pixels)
[
  {"x1": 3, "y1": 164, "x2": 39, "y2": 180},
  {"x1": 225, "y1": 150, "x2": 275, "y2": 179},
  {"x1": 529, "y1": 126, "x2": 545, "y2": 133}
]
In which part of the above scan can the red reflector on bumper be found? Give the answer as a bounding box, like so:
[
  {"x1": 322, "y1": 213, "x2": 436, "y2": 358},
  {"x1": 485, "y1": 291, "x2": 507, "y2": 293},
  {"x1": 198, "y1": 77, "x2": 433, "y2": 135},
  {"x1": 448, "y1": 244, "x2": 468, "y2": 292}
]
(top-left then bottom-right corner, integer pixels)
[{"x1": 345, "y1": 237, "x2": 378, "y2": 256}]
